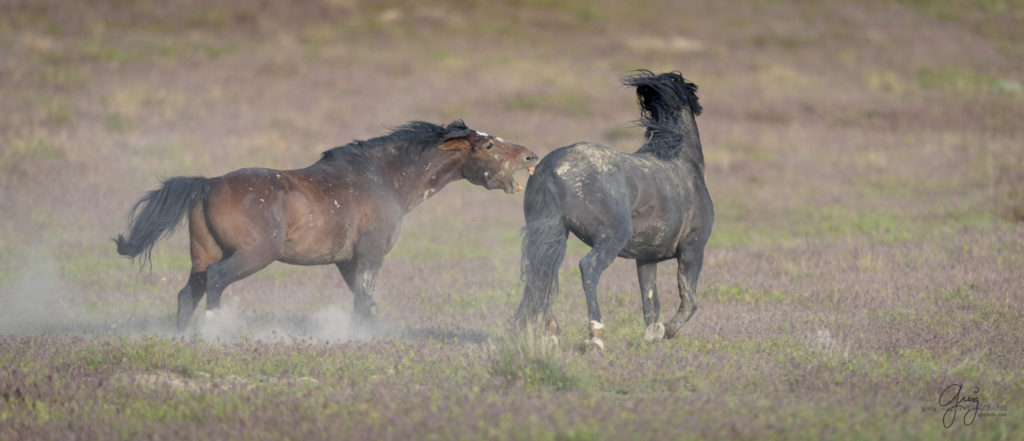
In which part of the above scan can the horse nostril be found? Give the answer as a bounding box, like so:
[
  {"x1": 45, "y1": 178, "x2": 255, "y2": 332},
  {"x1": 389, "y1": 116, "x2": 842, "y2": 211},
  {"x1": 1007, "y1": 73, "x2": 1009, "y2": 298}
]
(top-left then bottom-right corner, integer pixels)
[{"x1": 526, "y1": 155, "x2": 538, "y2": 161}]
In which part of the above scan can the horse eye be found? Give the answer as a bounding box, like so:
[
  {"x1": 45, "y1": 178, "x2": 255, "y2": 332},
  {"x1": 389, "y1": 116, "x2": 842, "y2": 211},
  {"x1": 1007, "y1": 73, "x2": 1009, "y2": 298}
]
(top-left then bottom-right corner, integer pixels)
[{"x1": 485, "y1": 142, "x2": 494, "y2": 150}]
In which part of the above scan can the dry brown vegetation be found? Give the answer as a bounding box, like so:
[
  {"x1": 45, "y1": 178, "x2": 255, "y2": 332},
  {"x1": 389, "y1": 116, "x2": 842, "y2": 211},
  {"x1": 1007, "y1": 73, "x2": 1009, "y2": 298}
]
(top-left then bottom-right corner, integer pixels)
[{"x1": 1, "y1": 0, "x2": 1023, "y2": 439}]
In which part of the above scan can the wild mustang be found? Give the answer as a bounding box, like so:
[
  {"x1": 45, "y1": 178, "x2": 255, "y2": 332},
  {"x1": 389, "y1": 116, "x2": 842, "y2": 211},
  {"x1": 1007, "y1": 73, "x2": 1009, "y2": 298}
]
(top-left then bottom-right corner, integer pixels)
[
  {"x1": 115, "y1": 120, "x2": 539, "y2": 330},
  {"x1": 515, "y1": 71, "x2": 712, "y2": 350}
]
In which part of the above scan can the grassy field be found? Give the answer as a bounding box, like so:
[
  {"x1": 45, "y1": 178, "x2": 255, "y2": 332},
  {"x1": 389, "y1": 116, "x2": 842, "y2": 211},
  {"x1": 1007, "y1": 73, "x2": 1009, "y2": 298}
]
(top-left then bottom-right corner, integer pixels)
[{"x1": 1, "y1": 0, "x2": 1023, "y2": 439}]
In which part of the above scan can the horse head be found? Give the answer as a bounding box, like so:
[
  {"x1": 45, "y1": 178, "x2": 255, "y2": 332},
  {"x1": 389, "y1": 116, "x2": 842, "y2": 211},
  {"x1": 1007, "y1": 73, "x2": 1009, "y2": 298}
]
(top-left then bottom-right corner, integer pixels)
[{"x1": 439, "y1": 121, "x2": 539, "y2": 194}]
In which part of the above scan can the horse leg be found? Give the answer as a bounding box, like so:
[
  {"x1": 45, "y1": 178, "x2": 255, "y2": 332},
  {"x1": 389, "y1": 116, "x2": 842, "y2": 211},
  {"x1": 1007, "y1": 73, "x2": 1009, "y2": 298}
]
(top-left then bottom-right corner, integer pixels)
[
  {"x1": 337, "y1": 261, "x2": 382, "y2": 326},
  {"x1": 176, "y1": 271, "x2": 207, "y2": 331},
  {"x1": 180, "y1": 201, "x2": 219, "y2": 330},
  {"x1": 204, "y1": 251, "x2": 275, "y2": 317},
  {"x1": 664, "y1": 247, "x2": 703, "y2": 339},
  {"x1": 579, "y1": 228, "x2": 631, "y2": 351},
  {"x1": 637, "y1": 260, "x2": 665, "y2": 342}
]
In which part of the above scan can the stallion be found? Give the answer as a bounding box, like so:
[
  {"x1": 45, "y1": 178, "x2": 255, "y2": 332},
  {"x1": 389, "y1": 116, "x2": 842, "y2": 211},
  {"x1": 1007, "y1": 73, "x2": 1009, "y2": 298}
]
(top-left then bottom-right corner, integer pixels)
[
  {"x1": 115, "y1": 120, "x2": 539, "y2": 330},
  {"x1": 514, "y1": 71, "x2": 712, "y2": 349}
]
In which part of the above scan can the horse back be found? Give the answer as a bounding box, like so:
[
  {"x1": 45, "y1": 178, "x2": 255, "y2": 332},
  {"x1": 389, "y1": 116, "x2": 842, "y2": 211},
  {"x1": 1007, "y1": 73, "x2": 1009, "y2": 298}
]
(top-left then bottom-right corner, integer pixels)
[
  {"x1": 201, "y1": 166, "x2": 399, "y2": 265},
  {"x1": 533, "y1": 142, "x2": 712, "y2": 259}
]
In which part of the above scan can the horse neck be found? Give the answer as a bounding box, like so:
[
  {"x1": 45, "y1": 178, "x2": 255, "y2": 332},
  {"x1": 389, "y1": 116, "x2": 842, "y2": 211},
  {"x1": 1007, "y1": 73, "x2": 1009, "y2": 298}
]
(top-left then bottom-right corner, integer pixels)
[
  {"x1": 645, "y1": 110, "x2": 705, "y2": 175},
  {"x1": 678, "y1": 111, "x2": 705, "y2": 176},
  {"x1": 374, "y1": 147, "x2": 464, "y2": 212}
]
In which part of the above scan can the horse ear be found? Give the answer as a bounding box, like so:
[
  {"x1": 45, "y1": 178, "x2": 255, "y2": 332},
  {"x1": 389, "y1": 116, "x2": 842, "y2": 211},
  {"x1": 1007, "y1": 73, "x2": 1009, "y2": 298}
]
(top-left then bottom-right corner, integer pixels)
[
  {"x1": 439, "y1": 138, "x2": 470, "y2": 150},
  {"x1": 686, "y1": 82, "x2": 702, "y2": 116},
  {"x1": 443, "y1": 120, "x2": 470, "y2": 140}
]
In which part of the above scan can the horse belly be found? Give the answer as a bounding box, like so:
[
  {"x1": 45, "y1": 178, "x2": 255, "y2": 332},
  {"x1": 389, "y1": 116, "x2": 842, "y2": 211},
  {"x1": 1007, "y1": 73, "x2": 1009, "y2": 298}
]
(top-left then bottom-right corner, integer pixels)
[
  {"x1": 619, "y1": 214, "x2": 682, "y2": 260},
  {"x1": 278, "y1": 199, "x2": 357, "y2": 265},
  {"x1": 280, "y1": 232, "x2": 352, "y2": 265},
  {"x1": 620, "y1": 232, "x2": 678, "y2": 260}
]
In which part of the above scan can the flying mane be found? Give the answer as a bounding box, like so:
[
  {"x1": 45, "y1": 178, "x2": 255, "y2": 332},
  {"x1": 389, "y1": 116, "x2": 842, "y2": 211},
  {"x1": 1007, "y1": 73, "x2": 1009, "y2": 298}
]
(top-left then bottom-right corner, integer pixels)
[{"x1": 626, "y1": 70, "x2": 703, "y2": 170}]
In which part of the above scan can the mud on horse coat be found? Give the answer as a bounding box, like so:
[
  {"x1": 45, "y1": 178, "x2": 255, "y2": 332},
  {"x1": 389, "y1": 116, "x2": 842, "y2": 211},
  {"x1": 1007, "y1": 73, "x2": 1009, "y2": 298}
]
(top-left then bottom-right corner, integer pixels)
[
  {"x1": 115, "y1": 120, "x2": 539, "y2": 330},
  {"x1": 515, "y1": 71, "x2": 713, "y2": 350}
]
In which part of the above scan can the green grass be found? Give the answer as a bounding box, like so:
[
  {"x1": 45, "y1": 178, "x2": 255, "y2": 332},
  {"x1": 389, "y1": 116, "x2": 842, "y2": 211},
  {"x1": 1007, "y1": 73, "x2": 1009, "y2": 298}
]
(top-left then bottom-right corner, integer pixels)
[
  {"x1": 710, "y1": 201, "x2": 923, "y2": 248},
  {"x1": 2, "y1": 0, "x2": 1022, "y2": 439},
  {"x1": 702, "y1": 283, "x2": 802, "y2": 304},
  {"x1": 504, "y1": 92, "x2": 592, "y2": 116},
  {"x1": 917, "y1": 67, "x2": 1022, "y2": 96},
  {"x1": 0, "y1": 137, "x2": 63, "y2": 165},
  {"x1": 487, "y1": 332, "x2": 578, "y2": 391}
]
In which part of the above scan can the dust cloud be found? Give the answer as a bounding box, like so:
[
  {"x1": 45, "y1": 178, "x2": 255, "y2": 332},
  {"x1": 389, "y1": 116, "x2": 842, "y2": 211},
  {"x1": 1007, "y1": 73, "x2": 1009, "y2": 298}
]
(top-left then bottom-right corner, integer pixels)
[
  {"x1": 0, "y1": 250, "x2": 383, "y2": 342},
  {"x1": 193, "y1": 304, "x2": 384, "y2": 343},
  {"x1": 0, "y1": 250, "x2": 73, "y2": 335}
]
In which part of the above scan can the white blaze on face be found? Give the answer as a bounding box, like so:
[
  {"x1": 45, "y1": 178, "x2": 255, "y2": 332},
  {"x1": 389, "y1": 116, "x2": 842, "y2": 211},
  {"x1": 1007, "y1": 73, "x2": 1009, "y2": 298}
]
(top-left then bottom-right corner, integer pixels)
[{"x1": 474, "y1": 130, "x2": 490, "y2": 138}]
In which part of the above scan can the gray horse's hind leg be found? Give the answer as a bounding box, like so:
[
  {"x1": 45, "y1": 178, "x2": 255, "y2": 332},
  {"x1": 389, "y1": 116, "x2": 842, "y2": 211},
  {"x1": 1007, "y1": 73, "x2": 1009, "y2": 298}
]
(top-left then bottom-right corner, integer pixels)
[
  {"x1": 578, "y1": 224, "x2": 631, "y2": 350},
  {"x1": 664, "y1": 247, "x2": 703, "y2": 339},
  {"x1": 176, "y1": 271, "x2": 207, "y2": 331}
]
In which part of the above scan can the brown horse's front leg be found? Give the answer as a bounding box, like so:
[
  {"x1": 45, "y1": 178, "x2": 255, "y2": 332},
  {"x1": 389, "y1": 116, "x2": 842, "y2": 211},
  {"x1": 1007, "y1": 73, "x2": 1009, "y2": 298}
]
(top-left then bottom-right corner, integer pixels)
[
  {"x1": 353, "y1": 293, "x2": 378, "y2": 323},
  {"x1": 337, "y1": 261, "x2": 381, "y2": 325}
]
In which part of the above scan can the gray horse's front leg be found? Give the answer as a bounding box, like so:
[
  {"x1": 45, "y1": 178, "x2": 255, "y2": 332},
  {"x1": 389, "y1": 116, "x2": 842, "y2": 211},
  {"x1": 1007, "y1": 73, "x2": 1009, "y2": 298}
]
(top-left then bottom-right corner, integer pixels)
[
  {"x1": 664, "y1": 249, "x2": 702, "y2": 339},
  {"x1": 637, "y1": 260, "x2": 666, "y2": 342}
]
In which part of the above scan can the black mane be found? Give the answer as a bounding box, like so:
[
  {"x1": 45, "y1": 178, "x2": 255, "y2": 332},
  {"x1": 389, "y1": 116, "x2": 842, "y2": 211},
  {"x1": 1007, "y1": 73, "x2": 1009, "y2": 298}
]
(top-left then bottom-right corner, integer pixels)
[
  {"x1": 624, "y1": 70, "x2": 702, "y2": 162},
  {"x1": 319, "y1": 120, "x2": 471, "y2": 162}
]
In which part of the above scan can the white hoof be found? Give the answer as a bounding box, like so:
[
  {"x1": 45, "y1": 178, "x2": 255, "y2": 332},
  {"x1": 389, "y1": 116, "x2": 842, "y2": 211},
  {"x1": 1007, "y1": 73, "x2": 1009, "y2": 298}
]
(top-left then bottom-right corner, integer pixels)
[
  {"x1": 644, "y1": 322, "x2": 666, "y2": 342},
  {"x1": 586, "y1": 320, "x2": 605, "y2": 351}
]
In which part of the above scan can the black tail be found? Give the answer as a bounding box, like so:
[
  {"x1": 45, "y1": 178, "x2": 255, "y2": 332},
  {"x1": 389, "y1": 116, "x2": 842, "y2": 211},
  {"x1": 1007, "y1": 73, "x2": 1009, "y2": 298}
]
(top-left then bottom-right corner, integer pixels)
[
  {"x1": 624, "y1": 70, "x2": 703, "y2": 166},
  {"x1": 514, "y1": 174, "x2": 568, "y2": 328},
  {"x1": 113, "y1": 176, "x2": 210, "y2": 269}
]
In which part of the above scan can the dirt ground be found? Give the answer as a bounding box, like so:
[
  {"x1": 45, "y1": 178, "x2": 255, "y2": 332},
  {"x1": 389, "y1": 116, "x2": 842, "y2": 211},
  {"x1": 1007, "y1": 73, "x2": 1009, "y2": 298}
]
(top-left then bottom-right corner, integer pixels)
[{"x1": 1, "y1": 0, "x2": 1022, "y2": 439}]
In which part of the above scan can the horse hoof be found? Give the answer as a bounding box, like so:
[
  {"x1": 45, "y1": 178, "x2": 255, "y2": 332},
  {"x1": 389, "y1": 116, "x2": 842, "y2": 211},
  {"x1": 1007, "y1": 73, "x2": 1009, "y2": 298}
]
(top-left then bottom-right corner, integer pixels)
[
  {"x1": 644, "y1": 322, "x2": 666, "y2": 342},
  {"x1": 585, "y1": 337, "x2": 605, "y2": 352},
  {"x1": 205, "y1": 310, "x2": 217, "y2": 320}
]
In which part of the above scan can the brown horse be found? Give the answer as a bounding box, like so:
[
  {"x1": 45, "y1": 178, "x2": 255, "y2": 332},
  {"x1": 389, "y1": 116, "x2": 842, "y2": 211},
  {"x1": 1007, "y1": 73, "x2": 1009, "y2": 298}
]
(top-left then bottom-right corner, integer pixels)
[{"x1": 115, "y1": 120, "x2": 539, "y2": 330}]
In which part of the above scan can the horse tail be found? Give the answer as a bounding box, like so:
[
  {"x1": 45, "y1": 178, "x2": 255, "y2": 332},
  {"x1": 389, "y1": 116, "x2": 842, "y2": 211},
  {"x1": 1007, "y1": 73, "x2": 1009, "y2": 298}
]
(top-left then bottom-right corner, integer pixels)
[
  {"x1": 515, "y1": 173, "x2": 567, "y2": 328},
  {"x1": 113, "y1": 176, "x2": 210, "y2": 269}
]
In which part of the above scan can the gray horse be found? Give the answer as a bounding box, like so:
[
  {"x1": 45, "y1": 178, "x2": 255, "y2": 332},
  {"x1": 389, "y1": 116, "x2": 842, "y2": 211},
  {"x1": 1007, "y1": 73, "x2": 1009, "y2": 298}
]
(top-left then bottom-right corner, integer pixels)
[{"x1": 514, "y1": 71, "x2": 713, "y2": 349}]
